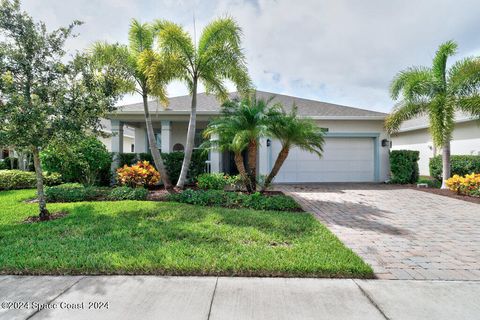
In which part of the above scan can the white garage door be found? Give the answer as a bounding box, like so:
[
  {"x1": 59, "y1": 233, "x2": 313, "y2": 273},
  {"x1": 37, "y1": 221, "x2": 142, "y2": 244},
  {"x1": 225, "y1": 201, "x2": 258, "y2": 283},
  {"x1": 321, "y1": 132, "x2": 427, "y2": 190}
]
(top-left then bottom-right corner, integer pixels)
[{"x1": 271, "y1": 137, "x2": 375, "y2": 183}]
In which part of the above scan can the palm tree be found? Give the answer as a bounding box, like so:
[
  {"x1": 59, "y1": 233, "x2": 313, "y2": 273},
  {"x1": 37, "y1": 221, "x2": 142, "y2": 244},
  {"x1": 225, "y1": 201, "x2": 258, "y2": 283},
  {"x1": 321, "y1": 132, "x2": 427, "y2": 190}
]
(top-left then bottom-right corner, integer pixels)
[
  {"x1": 203, "y1": 95, "x2": 274, "y2": 192},
  {"x1": 261, "y1": 106, "x2": 325, "y2": 191},
  {"x1": 143, "y1": 17, "x2": 251, "y2": 189},
  {"x1": 92, "y1": 19, "x2": 173, "y2": 189},
  {"x1": 386, "y1": 41, "x2": 480, "y2": 188},
  {"x1": 202, "y1": 123, "x2": 252, "y2": 192}
]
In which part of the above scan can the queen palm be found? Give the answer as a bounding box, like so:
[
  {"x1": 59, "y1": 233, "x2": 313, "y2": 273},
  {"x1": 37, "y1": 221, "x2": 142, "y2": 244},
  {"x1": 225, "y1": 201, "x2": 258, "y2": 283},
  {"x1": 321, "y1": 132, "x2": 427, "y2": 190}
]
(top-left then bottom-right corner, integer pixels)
[
  {"x1": 261, "y1": 106, "x2": 325, "y2": 191},
  {"x1": 386, "y1": 41, "x2": 480, "y2": 188},
  {"x1": 92, "y1": 19, "x2": 173, "y2": 189},
  {"x1": 143, "y1": 17, "x2": 251, "y2": 189}
]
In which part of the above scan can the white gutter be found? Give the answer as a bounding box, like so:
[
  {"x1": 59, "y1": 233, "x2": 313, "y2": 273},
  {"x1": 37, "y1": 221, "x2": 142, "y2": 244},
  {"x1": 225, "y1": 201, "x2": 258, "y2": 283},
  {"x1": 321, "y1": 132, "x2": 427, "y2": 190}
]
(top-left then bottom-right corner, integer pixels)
[{"x1": 396, "y1": 116, "x2": 478, "y2": 133}]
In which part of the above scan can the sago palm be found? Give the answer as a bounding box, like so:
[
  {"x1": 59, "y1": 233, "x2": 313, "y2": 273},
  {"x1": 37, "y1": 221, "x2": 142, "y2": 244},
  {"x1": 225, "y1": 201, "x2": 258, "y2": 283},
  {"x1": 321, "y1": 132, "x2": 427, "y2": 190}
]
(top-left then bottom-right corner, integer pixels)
[
  {"x1": 262, "y1": 106, "x2": 325, "y2": 191},
  {"x1": 142, "y1": 17, "x2": 251, "y2": 189},
  {"x1": 386, "y1": 40, "x2": 480, "y2": 188},
  {"x1": 92, "y1": 19, "x2": 173, "y2": 189}
]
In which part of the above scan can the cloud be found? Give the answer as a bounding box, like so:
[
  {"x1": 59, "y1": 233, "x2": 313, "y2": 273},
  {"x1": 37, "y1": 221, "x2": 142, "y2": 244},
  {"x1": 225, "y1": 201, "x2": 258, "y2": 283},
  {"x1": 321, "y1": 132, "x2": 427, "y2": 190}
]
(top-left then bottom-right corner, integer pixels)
[{"x1": 21, "y1": 0, "x2": 480, "y2": 112}]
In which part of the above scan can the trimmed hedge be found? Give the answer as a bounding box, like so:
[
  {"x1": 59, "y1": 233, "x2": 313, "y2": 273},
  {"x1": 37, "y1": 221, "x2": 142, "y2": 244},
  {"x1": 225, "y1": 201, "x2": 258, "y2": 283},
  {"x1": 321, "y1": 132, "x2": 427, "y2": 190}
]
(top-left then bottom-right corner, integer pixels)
[
  {"x1": 108, "y1": 186, "x2": 148, "y2": 201},
  {"x1": 430, "y1": 155, "x2": 480, "y2": 181},
  {"x1": 45, "y1": 183, "x2": 109, "y2": 202},
  {"x1": 116, "y1": 150, "x2": 208, "y2": 184},
  {"x1": 389, "y1": 150, "x2": 420, "y2": 184},
  {"x1": 45, "y1": 183, "x2": 147, "y2": 202},
  {"x1": 167, "y1": 189, "x2": 301, "y2": 212},
  {"x1": 0, "y1": 170, "x2": 62, "y2": 190}
]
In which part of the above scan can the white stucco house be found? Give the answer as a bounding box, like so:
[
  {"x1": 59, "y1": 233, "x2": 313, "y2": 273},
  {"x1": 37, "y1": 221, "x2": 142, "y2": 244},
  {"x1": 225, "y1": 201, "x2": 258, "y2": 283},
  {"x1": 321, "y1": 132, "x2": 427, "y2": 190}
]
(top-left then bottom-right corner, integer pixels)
[
  {"x1": 391, "y1": 112, "x2": 480, "y2": 176},
  {"x1": 105, "y1": 90, "x2": 391, "y2": 183}
]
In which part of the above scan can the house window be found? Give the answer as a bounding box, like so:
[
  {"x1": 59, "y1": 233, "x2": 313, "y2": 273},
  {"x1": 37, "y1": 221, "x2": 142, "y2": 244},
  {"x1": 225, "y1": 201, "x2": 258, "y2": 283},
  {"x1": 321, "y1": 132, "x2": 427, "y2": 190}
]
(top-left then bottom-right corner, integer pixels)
[
  {"x1": 155, "y1": 133, "x2": 161, "y2": 149},
  {"x1": 194, "y1": 128, "x2": 204, "y2": 148},
  {"x1": 173, "y1": 143, "x2": 184, "y2": 152},
  {"x1": 131, "y1": 144, "x2": 135, "y2": 153}
]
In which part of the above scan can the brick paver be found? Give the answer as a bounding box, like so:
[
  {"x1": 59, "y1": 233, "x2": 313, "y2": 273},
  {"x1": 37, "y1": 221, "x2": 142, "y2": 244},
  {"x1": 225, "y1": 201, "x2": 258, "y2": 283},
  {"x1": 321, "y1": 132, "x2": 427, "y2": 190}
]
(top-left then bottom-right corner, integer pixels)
[{"x1": 278, "y1": 184, "x2": 480, "y2": 280}]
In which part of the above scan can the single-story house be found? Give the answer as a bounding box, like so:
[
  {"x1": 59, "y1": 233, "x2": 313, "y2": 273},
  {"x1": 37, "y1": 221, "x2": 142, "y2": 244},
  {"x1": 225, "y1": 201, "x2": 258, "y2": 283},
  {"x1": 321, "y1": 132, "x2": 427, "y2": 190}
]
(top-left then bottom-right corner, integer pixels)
[
  {"x1": 105, "y1": 90, "x2": 390, "y2": 183},
  {"x1": 391, "y1": 112, "x2": 480, "y2": 176}
]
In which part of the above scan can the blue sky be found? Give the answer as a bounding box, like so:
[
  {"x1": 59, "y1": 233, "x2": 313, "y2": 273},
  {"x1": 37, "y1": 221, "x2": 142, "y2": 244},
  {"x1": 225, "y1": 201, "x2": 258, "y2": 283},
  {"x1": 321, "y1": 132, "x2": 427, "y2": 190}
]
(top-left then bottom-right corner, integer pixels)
[{"x1": 21, "y1": 0, "x2": 480, "y2": 112}]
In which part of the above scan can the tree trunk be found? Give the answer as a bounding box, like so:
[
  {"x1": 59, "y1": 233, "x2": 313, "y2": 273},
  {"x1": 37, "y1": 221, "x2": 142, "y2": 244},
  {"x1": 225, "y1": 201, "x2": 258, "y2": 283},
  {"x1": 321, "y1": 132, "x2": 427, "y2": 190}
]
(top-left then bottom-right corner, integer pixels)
[
  {"x1": 32, "y1": 146, "x2": 49, "y2": 220},
  {"x1": 234, "y1": 151, "x2": 252, "y2": 193},
  {"x1": 176, "y1": 78, "x2": 198, "y2": 189},
  {"x1": 247, "y1": 139, "x2": 257, "y2": 192},
  {"x1": 142, "y1": 93, "x2": 172, "y2": 189},
  {"x1": 440, "y1": 140, "x2": 451, "y2": 189},
  {"x1": 262, "y1": 145, "x2": 289, "y2": 192}
]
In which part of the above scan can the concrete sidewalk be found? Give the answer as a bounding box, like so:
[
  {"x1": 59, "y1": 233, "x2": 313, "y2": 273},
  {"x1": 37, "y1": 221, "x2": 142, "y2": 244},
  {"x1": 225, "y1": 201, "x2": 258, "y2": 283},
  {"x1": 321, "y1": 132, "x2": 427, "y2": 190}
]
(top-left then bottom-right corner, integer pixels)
[{"x1": 0, "y1": 276, "x2": 479, "y2": 320}]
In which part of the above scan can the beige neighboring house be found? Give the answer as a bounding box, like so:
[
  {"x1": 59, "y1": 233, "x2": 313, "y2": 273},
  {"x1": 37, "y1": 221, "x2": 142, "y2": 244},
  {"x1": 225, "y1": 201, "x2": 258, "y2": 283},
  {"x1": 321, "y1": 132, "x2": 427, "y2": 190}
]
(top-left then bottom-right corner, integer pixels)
[
  {"x1": 98, "y1": 119, "x2": 136, "y2": 153},
  {"x1": 105, "y1": 90, "x2": 391, "y2": 183},
  {"x1": 391, "y1": 112, "x2": 480, "y2": 176}
]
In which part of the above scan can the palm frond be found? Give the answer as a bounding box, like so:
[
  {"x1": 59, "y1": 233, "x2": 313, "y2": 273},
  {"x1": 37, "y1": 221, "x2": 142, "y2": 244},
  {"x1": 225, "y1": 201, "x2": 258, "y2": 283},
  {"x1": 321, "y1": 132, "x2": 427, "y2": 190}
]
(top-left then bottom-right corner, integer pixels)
[
  {"x1": 432, "y1": 40, "x2": 457, "y2": 83},
  {"x1": 390, "y1": 66, "x2": 434, "y2": 101},
  {"x1": 448, "y1": 57, "x2": 480, "y2": 96},
  {"x1": 385, "y1": 100, "x2": 428, "y2": 133},
  {"x1": 128, "y1": 19, "x2": 154, "y2": 55},
  {"x1": 456, "y1": 95, "x2": 480, "y2": 118}
]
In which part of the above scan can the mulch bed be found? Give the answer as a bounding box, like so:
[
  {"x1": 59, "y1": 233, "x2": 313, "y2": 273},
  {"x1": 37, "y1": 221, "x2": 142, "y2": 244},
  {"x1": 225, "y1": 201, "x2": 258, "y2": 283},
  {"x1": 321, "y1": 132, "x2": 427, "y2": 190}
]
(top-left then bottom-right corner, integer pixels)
[
  {"x1": 404, "y1": 185, "x2": 480, "y2": 205},
  {"x1": 24, "y1": 211, "x2": 69, "y2": 223}
]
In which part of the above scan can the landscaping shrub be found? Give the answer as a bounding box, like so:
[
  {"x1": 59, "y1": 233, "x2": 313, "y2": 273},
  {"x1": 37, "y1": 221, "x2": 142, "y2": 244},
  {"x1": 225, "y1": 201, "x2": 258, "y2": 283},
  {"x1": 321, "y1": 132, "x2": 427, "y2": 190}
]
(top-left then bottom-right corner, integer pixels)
[
  {"x1": 45, "y1": 183, "x2": 108, "y2": 202},
  {"x1": 108, "y1": 186, "x2": 148, "y2": 201},
  {"x1": 116, "y1": 150, "x2": 207, "y2": 185},
  {"x1": 389, "y1": 150, "x2": 420, "y2": 184},
  {"x1": 445, "y1": 173, "x2": 480, "y2": 197},
  {"x1": 116, "y1": 161, "x2": 160, "y2": 188},
  {"x1": 196, "y1": 173, "x2": 239, "y2": 190},
  {"x1": 430, "y1": 155, "x2": 480, "y2": 181},
  {"x1": 41, "y1": 135, "x2": 112, "y2": 185},
  {"x1": 167, "y1": 189, "x2": 301, "y2": 211},
  {"x1": 0, "y1": 170, "x2": 61, "y2": 190}
]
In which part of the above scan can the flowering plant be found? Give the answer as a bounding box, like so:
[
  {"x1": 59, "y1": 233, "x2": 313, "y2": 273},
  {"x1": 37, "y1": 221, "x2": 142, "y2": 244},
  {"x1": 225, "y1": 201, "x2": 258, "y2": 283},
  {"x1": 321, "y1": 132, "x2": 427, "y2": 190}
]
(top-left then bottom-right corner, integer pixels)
[
  {"x1": 116, "y1": 161, "x2": 160, "y2": 188},
  {"x1": 446, "y1": 173, "x2": 480, "y2": 196}
]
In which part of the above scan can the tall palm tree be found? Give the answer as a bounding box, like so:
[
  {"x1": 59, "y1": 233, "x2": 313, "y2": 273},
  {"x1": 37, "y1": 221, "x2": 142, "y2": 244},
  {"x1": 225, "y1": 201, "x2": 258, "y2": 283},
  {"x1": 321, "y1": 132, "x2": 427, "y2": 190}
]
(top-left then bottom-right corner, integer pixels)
[
  {"x1": 143, "y1": 17, "x2": 251, "y2": 189},
  {"x1": 203, "y1": 95, "x2": 274, "y2": 192},
  {"x1": 92, "y1": 19, "x2": 173, "y2": 189},
  {"x1": 261, "y1": 106, "x2": 325, "y2": 191},
  {"x1": 386, "y1": 41, "x2": 480, "y2": 188}
]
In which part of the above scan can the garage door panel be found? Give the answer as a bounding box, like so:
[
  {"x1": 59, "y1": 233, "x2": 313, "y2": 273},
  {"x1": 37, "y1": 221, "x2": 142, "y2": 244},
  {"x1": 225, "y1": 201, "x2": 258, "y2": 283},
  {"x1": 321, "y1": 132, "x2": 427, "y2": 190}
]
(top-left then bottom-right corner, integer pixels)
[{"x1": 271, "y1": 137, "x2": 375, "y2": 183}]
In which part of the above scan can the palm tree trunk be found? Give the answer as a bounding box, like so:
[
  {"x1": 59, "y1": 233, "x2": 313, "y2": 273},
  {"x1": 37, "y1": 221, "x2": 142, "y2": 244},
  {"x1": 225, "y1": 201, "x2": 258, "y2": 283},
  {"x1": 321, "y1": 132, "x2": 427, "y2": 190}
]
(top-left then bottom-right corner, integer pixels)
[
  {"x1": 32, "y1": 146, "x2": 49, "y2": 220},
  {"x1": 440, "y1": 140, "x2": 451, "y2": 189},
  {"x1": 262, "y1": 145, "x2": 289, "y2": 192},
  {"x1": 234, "y1": 151, "x2": 252, "y2": 192},
  {"x1": 142, "y1": 93, "x2": 172, "y2": 189},
  {"x1": 176, "y1": 78, "x2": 198, "y2": 189},
  {"x1": 247, "y1": 139, "x2": 257, "y2": 192}
]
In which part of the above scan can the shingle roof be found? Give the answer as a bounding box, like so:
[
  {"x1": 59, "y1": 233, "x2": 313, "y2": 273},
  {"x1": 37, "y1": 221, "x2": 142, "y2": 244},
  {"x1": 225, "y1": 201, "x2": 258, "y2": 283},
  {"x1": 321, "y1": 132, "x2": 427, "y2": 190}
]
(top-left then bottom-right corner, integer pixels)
[
  {"x1": 114, "y1": 90, "x2": 387, "y2": 119},
  {"x1": 397, "y1": 111, "x2": 478, "y2": 132}
]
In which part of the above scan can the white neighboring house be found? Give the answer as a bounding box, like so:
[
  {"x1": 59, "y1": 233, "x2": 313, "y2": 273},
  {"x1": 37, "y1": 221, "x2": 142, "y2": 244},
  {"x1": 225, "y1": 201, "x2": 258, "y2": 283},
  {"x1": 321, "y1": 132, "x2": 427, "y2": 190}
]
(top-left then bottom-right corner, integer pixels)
[
  {"x1": 105, "y1": 90, "x2": 391, "y2": 183},
  {"x1": 391, "y1": 112, "x2": 480, "y2": 176}
]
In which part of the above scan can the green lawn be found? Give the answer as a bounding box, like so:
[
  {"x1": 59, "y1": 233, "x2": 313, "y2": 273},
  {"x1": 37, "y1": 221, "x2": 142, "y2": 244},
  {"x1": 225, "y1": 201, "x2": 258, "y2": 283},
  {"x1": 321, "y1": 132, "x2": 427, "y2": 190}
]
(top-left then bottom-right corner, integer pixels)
[{"x1": 0, "y1": 189, "x2": 373, "y2": 278}]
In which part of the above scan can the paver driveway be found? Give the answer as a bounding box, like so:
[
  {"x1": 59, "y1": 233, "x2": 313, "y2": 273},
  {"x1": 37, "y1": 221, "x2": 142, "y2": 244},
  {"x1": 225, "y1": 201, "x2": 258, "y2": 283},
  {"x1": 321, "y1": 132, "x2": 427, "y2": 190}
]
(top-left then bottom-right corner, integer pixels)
[{"x1": 278, "y1": 184, "x2": 480, "y2": 280}]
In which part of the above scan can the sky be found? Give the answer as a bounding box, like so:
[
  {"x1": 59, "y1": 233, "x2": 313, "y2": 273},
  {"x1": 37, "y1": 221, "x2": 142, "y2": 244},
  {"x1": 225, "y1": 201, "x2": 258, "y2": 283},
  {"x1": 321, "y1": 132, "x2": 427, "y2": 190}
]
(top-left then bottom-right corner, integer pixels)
[{"x1": 20, "y1": 0, "x2": 480, "y2": 113}]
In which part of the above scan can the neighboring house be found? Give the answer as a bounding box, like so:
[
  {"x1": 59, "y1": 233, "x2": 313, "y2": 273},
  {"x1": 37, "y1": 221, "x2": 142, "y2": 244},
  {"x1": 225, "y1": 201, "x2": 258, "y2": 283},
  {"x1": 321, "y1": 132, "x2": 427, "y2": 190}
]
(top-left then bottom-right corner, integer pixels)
[
  {"x1": 98, "y1": 119, "x2": 136, "y2": 153},
  {"x1": 105, "y1": 90, "x2": 390, "y2": 183},
  {"x1": 391, "y1": 112, "x2": 480, "y2": 176}
]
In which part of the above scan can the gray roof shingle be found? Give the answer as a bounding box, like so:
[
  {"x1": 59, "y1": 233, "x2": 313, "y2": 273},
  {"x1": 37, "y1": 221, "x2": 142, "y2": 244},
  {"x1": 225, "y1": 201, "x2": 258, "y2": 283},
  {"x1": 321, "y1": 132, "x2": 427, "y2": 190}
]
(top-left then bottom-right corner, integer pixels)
[{"x1": 114, "y1": 90, "x2": 387, "y2": 118}]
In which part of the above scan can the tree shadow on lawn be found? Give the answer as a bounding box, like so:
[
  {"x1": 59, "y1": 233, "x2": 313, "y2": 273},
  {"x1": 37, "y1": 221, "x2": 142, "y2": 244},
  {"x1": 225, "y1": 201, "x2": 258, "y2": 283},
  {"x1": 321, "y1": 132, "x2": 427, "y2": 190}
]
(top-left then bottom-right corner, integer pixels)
[{"x1": 0, "y1": 201, "x2": 327, "y2": 276}]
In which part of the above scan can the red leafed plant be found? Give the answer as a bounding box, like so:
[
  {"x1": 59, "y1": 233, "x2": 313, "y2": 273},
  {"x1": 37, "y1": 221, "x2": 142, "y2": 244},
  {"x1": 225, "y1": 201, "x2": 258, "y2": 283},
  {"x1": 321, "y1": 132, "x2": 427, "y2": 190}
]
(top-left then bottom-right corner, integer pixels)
[{"x1": 116, "y1": 161, "x2": 160, "y2": 188}]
